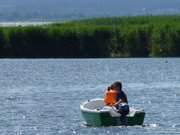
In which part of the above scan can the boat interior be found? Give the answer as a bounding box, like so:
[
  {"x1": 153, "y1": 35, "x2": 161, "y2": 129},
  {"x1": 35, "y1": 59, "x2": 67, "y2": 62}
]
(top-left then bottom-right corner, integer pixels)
[{"x1": 83, "y1": 99, "x2": 104, "y2": 110}]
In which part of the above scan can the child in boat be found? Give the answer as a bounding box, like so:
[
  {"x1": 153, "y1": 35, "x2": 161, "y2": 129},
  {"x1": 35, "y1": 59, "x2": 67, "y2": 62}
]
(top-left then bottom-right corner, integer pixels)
[{"x1": 104, "y1": 81, "x2": 129, "y2": 116}]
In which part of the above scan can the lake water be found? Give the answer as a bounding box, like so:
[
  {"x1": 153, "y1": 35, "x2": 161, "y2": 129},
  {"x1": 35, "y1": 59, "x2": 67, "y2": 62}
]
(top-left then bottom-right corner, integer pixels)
[{"x1": 0, "y1": 58, "x2": 180, "y2": 135}]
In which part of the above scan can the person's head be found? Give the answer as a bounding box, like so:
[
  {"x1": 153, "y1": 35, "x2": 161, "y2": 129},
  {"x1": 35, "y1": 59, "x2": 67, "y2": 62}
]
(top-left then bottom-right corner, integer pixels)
[{"x1": 110, "y1": 81, "x2": 122, "y2": 92}]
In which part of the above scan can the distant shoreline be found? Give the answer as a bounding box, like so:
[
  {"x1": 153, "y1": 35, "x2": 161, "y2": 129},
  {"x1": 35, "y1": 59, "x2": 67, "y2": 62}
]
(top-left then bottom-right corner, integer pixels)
[
  {"x1": 0, "y1": 22, "x2": 53, "y2": 27},
  {"x1": 0, "y1": 15, "x2": 180, "y2": 58}
]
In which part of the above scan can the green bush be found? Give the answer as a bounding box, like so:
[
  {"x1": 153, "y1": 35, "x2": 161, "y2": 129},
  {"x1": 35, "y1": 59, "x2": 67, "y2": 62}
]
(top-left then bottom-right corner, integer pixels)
[
  {"x1": 0, "y1": 29, "x2": 7, "y2": 57},
  {"x1": 1, "y1": 15, "x2": 180, "y2": 58}
]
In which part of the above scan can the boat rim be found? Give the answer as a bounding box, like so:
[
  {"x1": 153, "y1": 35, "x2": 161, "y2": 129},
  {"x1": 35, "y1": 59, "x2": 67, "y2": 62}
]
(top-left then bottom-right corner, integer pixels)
[
  {"x1": 80, "y1": 98, "x2": 145, "y2": 113},
  {"x1": 80, "y1": 98, "x2": 109, "y2": 113}
]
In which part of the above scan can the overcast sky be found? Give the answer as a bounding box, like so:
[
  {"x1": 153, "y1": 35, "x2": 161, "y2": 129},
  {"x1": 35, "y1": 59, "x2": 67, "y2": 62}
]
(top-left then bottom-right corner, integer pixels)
[{"x1": 0, "y1": 0, "x2": 180, "y2": 21}]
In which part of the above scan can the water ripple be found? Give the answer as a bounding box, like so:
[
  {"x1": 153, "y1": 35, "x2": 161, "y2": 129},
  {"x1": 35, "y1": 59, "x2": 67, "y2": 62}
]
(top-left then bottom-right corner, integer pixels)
[{"x1": 0, "y1": 58, "x2": 180, "y2": 135}]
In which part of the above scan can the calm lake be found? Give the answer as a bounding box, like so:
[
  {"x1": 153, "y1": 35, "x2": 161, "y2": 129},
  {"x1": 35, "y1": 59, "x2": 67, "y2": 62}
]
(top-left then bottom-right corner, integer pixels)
[{"x1": 0, "y1": 58, "x2": 180, "y2": 135}]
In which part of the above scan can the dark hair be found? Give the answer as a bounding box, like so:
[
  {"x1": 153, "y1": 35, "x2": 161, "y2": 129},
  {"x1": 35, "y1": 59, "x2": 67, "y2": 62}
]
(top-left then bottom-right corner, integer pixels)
[
  {"x1": 111, "y1": 81, "x2": 122, "y2": 91},
  {"x1": 107, "y1": 86, "x2": 111, "y2": 91}
]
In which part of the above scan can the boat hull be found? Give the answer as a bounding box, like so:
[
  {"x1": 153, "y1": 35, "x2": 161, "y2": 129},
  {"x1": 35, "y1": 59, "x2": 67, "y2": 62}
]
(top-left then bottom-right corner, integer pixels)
[
  {"x1": 81, "y1": 99, "x2": 145, "y2": 127},
  {"x1": 81, "y1": 109, "x2": 145, "y2": 126}
]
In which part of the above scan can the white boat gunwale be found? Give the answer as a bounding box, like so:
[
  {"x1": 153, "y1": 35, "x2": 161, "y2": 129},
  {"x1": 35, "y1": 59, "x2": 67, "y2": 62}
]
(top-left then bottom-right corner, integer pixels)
[{"x1": 80, "y1": 98, "x2": 145, "y2": 117}]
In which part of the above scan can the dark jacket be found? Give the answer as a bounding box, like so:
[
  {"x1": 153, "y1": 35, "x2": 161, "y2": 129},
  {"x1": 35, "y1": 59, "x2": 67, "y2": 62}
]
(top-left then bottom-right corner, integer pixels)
[{"x1": 116, "y1": 90, "x2": 128, "y2": 104}]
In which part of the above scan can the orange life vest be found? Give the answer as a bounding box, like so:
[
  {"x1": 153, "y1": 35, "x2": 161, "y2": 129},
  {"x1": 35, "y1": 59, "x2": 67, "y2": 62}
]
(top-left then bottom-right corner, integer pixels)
[{"x1": 104, "y1": 89, "x2": 118, "y2": 106}]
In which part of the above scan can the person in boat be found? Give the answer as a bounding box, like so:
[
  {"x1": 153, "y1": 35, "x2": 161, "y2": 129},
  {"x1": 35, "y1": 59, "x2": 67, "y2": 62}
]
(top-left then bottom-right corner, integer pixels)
[{"x1": 104, "y1": 81, "x2": 129, "y2": 116}]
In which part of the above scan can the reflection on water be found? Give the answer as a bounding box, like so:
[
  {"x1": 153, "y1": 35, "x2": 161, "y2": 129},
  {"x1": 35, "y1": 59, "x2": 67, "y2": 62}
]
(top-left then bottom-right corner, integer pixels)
[{"x1": 0, "y1": 58, "x2": 180, "y2": 135}]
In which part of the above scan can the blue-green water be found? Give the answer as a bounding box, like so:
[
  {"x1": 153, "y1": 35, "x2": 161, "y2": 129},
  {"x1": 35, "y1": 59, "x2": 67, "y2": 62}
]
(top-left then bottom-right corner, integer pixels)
[{"x1": 0, "y1": 58, "x2": 180, "y2": 135}]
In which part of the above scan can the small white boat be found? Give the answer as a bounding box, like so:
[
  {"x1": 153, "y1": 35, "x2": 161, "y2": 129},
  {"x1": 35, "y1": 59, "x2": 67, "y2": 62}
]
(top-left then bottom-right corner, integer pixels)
[{"x1": 80, "y1": 98, "x2": 145, "y2": 126}]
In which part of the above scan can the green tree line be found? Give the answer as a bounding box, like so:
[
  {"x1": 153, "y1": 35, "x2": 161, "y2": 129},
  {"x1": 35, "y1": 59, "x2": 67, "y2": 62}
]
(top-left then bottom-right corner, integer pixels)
[{"x1": 1, "y1": 15, "x2": 180, "y2": 58}]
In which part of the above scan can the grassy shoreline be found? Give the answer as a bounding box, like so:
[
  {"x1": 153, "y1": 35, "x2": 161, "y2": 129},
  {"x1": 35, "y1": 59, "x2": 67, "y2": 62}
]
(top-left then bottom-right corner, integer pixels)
[{"x1": 0, "y1": 15, "x2": 180, "y2": 58}]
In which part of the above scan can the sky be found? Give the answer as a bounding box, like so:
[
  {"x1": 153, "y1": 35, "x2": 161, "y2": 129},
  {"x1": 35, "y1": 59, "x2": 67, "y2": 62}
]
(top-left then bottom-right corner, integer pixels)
[{"x1": 0, "y1": 0, "x2": 180, "y2": 21}]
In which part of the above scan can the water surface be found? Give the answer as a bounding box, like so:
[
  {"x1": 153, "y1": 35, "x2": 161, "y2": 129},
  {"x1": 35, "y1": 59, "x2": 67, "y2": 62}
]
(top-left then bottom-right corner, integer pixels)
[{"x1": 0, "y1": 58, "x2": 180, "y2": 135}]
